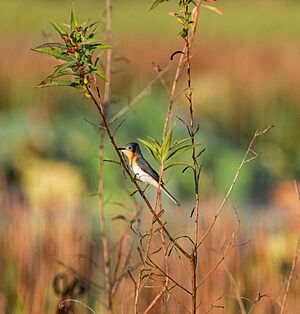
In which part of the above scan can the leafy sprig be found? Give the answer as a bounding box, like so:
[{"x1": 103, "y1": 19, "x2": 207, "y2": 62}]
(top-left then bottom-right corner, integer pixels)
[
  {"x1": 138, "y1": 129, "x2": 202, "y2": 170},
  {"x1": 151, "y1": 0, "x2": 222, "y2": 38},
  {"x1": 33, "y1": 7, "x2": 109, "y2": 92}
]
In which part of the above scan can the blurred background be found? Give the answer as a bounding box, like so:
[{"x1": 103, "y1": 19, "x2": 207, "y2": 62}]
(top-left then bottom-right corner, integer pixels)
[{"x1": 0, "y1": 0, "x2": 299, "y2": 313}]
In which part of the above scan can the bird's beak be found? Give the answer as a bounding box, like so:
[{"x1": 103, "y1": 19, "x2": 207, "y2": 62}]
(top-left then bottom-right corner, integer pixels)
[{"x1": 118, "y1": 147, "x2": 125, "y2": 151}]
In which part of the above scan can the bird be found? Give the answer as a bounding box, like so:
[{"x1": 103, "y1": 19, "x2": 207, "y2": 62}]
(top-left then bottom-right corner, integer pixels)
[{"x1": 118, "y1": 142, "x2": 180, "y2": 206}]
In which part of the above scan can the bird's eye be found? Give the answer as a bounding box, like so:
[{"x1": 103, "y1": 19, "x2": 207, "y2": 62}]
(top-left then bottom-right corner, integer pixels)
[{"x1": 128, "y1": 146, "x2": 132, "y2": 150}]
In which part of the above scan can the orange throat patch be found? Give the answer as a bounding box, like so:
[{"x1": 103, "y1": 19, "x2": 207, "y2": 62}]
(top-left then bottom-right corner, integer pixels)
[{"x1": 124, "y1": 151, "x2": 137, "y2": 168}]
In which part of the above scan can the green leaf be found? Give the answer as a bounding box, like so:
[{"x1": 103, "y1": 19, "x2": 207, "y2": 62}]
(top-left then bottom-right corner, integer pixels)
[
  {"x1": 170, "y1": 137, "x2": 191, "y2": 150},
  {"x1": 94, "y1": 68, "x2": 105, "y2": 80},
  {"x1": 41, "y1": 70, "x2": 71, "y2": 85},
  {"x1": 42, "y1": 61, "x2": 77, "y2": 83},
  {"x1": 150, "y1": 0, "x2": 169, "y2": 10},
  {"x1": 166, "y1": 144, "x2": 202, "y2": 161},
  {"x1": 161, "y1": 129, "x2": 173, "y2": 160},
  {"x1": 146, "y1": 137, "x2": 161, "y2": 151},
  {"x1": 138, "y1": 138, "x2": 160, "y2": 163},
  {"x1": 83, "y1": 37, "x2": 103, "y2": 44},
  {"x1": 164, "y1": 162, "x2": 194, "y2": 171},
  {"x1": 34, "y1": 42, "x2": 66, "y2": 50},
  {"x1": 84, "y1": 44, "x2": 111, "y2": 52},
  {"x1": 70, "y1": 6, "x2": 78, "y2": 31},
  {"x1": 33, "y1": 47, "x2": 74, "y2": 61},
  {"x1": 88, "y1": 66, "x2": 105, "y2": 80},
  {"x1": 50, "y1": 20, "x2": 67, "y2": 36},
  {"x1": 37, "y1": 79, "x2": 80, "y2": 88}
]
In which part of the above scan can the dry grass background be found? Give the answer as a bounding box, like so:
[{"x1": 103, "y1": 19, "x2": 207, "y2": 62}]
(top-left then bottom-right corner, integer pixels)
[{"x1": 1, "y1": 1, "x2": 300, "y2": 313}]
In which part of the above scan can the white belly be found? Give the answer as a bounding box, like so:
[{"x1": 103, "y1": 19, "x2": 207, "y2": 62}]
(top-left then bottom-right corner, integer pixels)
[{"x1": 132, "y1": 163, "x2": 158, "y2": 187}]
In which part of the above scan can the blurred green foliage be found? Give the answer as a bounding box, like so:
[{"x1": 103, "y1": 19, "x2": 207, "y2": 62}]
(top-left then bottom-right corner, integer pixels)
[
  {"x1": 0, "y1": 0, "x2": 299, "y2": 210},
  {"x1": 0, "y1": 2, "x2": 300, "y2": 313}
]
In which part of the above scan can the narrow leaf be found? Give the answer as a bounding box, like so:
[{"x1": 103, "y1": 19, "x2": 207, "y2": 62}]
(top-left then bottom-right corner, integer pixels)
[
  {"x1": 33, "y1": 47, "x2": 74, "y2": 61},
  {"x1": 170, "y1": 137, "x2": 191, "y2": 150},
  {"x1": 138, "y1": 138, "x2": 160, "y2": 163},
  {"x1": 37, "y1": 79, "x2": 80, "y2": 88},
  {"x1": 34, "y1": 42, "x2": 66, "y2": 49},
  {"x1": 164, "y1": 162, "x2": 194, "y2": 171},
  {"x1": 44, "y1": 61, "x2": 77, "y2": 83},
  {"x1": 161, "y1": 129, "x2": 173, "y2": 160},
  {"x1": 70, "y1": 6, "x2": 78, "y2": 31},
  {"x1": 50, "y1": 20, "x2": 67, "y2": 36},
  {"x1": 166, "y1": 144, "x2": 201, "y2": 160},
  {"x1": 83, "y1": 37, "x2": 103, "y2": 44},
  {"x1": 89, "y1": 67, "x2": 105, "y2": 80},
  {"x1": 201, "y1": 4, "x2": 224, "y2": 16},
  {"x1": 150, "y1": 0, "x2": 170, "y2": 10}
]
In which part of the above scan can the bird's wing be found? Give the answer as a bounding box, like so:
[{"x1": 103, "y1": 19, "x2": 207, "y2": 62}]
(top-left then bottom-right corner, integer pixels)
[{"x1": 136, "y1": 158, "x2": 159, "y2": 183}]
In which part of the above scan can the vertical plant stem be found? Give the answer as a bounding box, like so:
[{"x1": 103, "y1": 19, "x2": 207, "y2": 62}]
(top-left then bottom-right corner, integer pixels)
[
  {"x1": 280, "y1": 183, "x2": 300, "y2": 314},
  {"x1": 134, "y1": 164, "x2": 165, "y2": 313},
  {"x1": 98, "y1": 131, "x2": 112, "y2": 312},
  {"x1": 99, "y1": 0, "x2": 113, "y2": 312},
  {"x1": 183, "y1": 1, "x2": 200, "y2": 312},
  {"x1": 104, "y1": 0, "x2": 112, "y2": 106},
  {"x1": 162, "y1": 0, "x2": 203, "y2": 136}
]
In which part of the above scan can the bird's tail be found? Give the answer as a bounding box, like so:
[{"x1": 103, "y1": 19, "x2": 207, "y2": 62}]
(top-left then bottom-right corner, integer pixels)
[{"x1": 161, "y1": 186, "x2": 180, "y2": 207}]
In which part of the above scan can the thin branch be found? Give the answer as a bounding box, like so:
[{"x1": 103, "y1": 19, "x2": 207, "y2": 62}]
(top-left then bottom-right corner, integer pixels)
[
  {"x1": 223, "y1": 264, "x2": 247, "y2": 314},
  {"x1": 88, "y1": 85, "x2": 191, "y2": 259},
  {"x1": 280, "y1": 187, "x2": 300, "y2": 314},
  {"x1": 198, "y1": 125, "x2": 273, "y2": 248},
  {"x1": 98, "y1": 1, "x2": 113, "y2": 312},
  {"x1": 58, "y1": 299, "x2": 95, "y2": 313},
  {"x1": 109, "y1": 65, "x2": 171, "y2": 125},
  {"x1": 146, "y1": 256, "x2": 192, "y2": 296},
  {"x1": 197, "y1": 234, "x2": 235, "y2": 289}
]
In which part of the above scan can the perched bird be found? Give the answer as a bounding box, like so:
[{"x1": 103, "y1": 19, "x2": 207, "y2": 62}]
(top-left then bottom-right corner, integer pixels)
[{"x1": 118, "y1": 142, "x2": 180, "y2": 206}]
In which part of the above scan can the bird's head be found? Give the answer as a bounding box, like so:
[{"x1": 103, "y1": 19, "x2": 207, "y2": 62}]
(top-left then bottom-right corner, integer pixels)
[{"x1": 118, "y1": 142, "x2": 141, "y2": 160}]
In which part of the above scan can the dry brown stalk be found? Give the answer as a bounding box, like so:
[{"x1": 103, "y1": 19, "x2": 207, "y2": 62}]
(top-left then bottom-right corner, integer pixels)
[
  {"x1": 279, "y1": 180, "x2": 300, "y2": 314},
  {"x1": 162, "y1": 1, "x2": 203, "y2": 137},
  {"x1": 204, "y1": 295, "x2": 224, "y2": 314},
  {"x1": 223, "y1": 264, "x2": 247, "y2": 314},
  {"x1": 98, "y1": 1, "x2": 113, "y2": 312},
  {"x1": 134, "y1": 162, "x2": 168, "y2": 313},
  {"x1": 58, "y1": 299, "x2": 95, "y2": 313},
  {"x1": 111, "y1": 204, "x2": 142, "y2": 297},
  {"x1": 109, "y1": 65, "x2": 171, "y2": 126},
  {"x1": 198, "y1": 125, "x2": 274, "y2": 249},
  {"x1": 196, "y1": 233, "x2": 236, "y2": 290},
  {"x1": 181, "y1": 2, "x2": 204, "y2": 313}
]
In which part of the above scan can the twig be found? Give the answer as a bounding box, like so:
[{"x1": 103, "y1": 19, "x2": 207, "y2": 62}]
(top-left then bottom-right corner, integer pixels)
[
  {"x1": 146, "y1": 256, "x2": 192, "y2": 296},
  {"x1": 197, "y1": 233, "x2": 236, "y2": 289},
  {"x1": 223, "y1": 264, "x2": 247, "y2": 314},
  {"x1": 198, "y1": 125, "x2": 273, "y2": 248},
  {"x1": 134, "y1": 162, "x2": 166, "y2": 313},
  {"x1": 181, "y1": 2, "x2": 204, "y2": 313},
  {"x1": 58, "y1": 299, "x2": 95, "y2": 313},
  {"x1": 109, "y1": 65, "x2": 171, "y2": 125},
  {"x1": 204, "y1": 295, "x2": 224, "y2": 313},
  {"x1": 98, "y1": 1, "x2": 113, "y2": 312},
  {"x1": 280, "y1": 180, "x2": 300, "y2": 314}
]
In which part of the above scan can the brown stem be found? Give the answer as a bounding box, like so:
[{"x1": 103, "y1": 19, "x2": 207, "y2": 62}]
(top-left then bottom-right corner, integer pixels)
[
  {"x1": 86, "y1": 86, "x2": 190, "y2": 258},
  {"x1": 134, "y1": 162, "x2": 167, "y2": 312},
  {"x1": 280, "y1": 181, "x2": 300, "y2": 314},
  {"x1": 162, "y1": 1, "x2": 203, "y2": 136},
  {"x1": 183, "y1": 1, "x2": 202, "y2": 312},
  {"x1": 198, "y1": 125, "x2": 273, "y2": 248},
  {"x1": 98, "y1": 1, "x2": 113, "y2": 312},
  {"x1": 98, "y1": 131, "x2": 112, "y2": 312}
]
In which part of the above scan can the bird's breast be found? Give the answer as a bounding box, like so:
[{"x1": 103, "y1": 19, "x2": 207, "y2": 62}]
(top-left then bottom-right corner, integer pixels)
[{"x1": 132, "y1": 162, "x2": 158, "y2": 187}]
